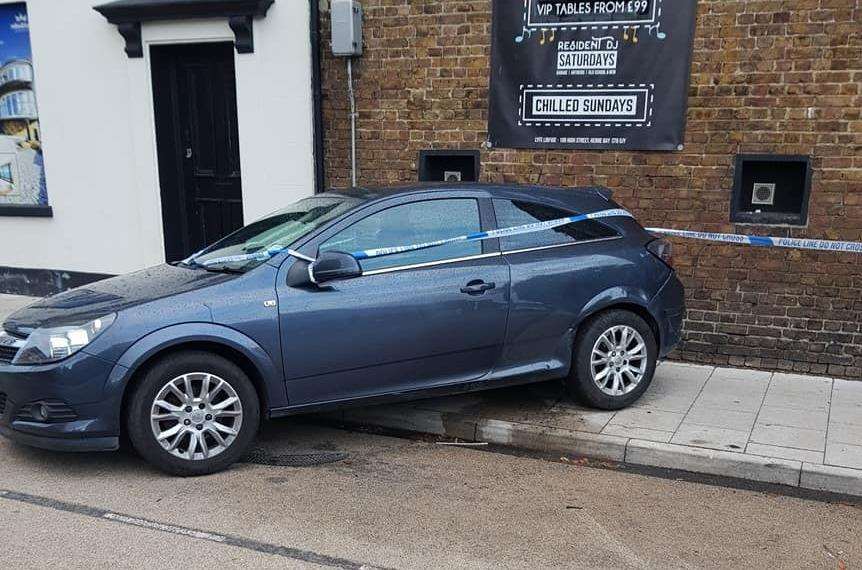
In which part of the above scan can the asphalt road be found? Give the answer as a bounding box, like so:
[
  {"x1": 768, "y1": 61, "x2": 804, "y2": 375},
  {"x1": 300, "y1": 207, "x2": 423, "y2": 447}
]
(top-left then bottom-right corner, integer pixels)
[{"x1": 0, "y1": 420, "x2": 859, "y2": 569}]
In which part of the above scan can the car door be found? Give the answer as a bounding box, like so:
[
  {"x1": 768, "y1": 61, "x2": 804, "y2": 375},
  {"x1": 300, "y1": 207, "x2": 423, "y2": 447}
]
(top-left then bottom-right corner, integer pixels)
[
  {"x1": 492, "y1": 198, "x2": 624, "y2": 375},
  {"x1": 276, "y1": 195, "x2": 510, "y2": 406}
]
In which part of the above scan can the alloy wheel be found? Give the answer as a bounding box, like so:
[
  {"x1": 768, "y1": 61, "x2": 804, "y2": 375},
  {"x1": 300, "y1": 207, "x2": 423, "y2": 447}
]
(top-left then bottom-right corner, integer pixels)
[
  {"x1": 590, "y1": 325, "x2": 648, "y2": 396},
  {"x1": 150, "y1": 372, "x2": 244, "y2": 461}
]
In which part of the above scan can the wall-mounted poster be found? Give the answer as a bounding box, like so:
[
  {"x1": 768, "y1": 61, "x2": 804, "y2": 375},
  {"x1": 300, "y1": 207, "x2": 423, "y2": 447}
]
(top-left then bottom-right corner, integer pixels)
[
  {"x1": 0, "y1": 2, "x2": 47, "y2": 207},
  {"x1": 488, "y1": 0, "x2": 698, "y2": 151}
]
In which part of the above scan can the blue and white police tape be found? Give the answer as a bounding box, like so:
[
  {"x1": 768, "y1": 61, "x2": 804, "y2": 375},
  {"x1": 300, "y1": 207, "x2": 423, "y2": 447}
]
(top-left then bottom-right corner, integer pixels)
[
  {"x1": 198, "y1": 246, "x2": 313, "y2": 267},
  {"x1": 199, "y1": 208, "x2": 633, "y2": 266},
  {"x1": 350, "y1": 208, "x2": 634, "y2": 260},
  {"x1": 198, "y1": 206, "x2": 862, "y2": 268},
  {"x1": 645, "y1": 227, "x2": 862, "y2": 254}
]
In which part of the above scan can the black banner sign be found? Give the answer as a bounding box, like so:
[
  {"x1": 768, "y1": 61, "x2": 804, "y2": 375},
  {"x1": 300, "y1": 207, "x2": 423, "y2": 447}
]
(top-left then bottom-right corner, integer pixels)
[{"x1": 488, "y1": 0, "x2": 698, "y2": 151}]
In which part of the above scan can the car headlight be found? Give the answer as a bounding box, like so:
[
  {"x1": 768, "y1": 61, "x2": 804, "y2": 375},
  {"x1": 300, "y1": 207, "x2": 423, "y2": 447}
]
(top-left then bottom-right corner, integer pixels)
[{"x1": 13, "y1": 314, "x2": 117, "y2": 365}]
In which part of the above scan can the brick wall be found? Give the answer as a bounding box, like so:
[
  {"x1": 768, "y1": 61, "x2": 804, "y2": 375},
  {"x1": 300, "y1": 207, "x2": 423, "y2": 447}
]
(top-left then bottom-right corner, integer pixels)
[{"x1": 318, "y1": 0, "x2": 862, "y2": 379}]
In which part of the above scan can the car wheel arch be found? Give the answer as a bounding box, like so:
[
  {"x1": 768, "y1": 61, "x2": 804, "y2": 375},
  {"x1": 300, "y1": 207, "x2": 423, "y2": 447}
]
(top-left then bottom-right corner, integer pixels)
[
  {"x1": 119, "y1": 340, "x2": 269, "y2": 428},
  {"x1": 105, "y1": 324, "x2": 284, "y2": 435},
  {"x1": 580, "y1": 303, "x2": 661, "y2": 348},
  {"x1": 572, "y1": 289, "x2": 662, "y2": 352}
]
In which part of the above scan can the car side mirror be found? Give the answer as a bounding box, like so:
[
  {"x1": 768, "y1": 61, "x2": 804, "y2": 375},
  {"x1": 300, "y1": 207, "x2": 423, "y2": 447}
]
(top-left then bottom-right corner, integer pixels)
[{"x1": 310, "y1": 251, "x2": 362, "y2": 284}]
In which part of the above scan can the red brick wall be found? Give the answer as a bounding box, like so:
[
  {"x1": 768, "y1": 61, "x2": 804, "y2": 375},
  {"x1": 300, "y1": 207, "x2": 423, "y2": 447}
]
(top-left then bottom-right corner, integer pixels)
[{"x1": 319, "y1": 0, "x2": 862, "y2": 379}]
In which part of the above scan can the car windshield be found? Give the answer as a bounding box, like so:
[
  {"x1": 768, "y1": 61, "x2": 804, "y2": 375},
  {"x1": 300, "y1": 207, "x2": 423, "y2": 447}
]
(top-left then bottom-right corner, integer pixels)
[{"x1": 183, "y1": 196, "x2": 361, "y2": 272}]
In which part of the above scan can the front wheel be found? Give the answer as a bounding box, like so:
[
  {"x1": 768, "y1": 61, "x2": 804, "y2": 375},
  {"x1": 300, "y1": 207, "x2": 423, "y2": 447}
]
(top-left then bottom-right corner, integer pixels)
[
  {"x1": 566, "y1": 310, "x2": 658, "y2": 410},
  {"x1": 126, "y1": 351, "x2": 260, "y2": 476}
]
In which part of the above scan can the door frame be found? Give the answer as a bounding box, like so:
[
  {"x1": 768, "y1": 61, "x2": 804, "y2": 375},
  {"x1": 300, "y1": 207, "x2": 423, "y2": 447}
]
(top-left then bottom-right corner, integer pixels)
[{"x1": 150, "y1": 41, "x2": 242, "y2": 262}]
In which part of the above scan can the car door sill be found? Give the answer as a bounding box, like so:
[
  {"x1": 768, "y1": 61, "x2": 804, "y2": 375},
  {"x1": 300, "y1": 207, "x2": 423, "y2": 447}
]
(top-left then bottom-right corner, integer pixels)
[{"x1": 269, "y1": 367, "x2": 564, "y2": 418}]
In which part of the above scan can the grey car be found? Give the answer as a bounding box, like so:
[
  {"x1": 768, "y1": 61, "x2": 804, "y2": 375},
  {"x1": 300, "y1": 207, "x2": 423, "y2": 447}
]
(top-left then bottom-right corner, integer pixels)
[{"x1": 0, "y1": 184, "x2": 684, "y2": 475}]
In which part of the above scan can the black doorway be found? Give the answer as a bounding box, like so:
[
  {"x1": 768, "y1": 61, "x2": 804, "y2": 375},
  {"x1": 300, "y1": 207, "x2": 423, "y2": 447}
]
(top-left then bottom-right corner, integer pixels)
[{"x1": 151, "y1": 42, "x2": 244, "y2": 262}]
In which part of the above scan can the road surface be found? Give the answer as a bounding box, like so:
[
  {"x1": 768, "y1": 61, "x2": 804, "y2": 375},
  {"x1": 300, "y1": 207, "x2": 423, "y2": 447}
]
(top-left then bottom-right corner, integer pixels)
[{"x1": 0, "y1": 420, "x2": 859, "y2": 569}]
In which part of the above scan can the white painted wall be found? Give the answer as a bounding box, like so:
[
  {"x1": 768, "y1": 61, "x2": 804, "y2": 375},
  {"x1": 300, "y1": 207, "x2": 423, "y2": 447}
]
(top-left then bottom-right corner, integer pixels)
[{"x1": 0, "y1": 0, "x2": 315, "y2": 275}]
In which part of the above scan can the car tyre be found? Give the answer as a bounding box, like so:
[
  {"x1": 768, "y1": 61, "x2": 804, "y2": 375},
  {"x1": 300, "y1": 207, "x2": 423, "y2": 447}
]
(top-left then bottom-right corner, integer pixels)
[
  {"x1": 126, "y1": 350, "x2": 260, "y2": 476},
  {"x1": 566, "y1": 309, "x2": 658, "y2": 411}
]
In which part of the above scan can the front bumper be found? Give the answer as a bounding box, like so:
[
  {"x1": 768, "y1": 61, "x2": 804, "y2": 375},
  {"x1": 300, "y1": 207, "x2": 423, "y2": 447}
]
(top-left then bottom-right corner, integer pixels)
[
  {"x1": 0, "y1": 423, "x2": 118, "y2": 451},
  {"x1": 0, "y1": 350, "x2": 121, "y2": 452}
]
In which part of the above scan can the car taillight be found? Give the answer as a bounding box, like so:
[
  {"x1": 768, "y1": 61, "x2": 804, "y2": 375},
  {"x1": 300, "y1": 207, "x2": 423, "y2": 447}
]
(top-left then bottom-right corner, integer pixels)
[{"x1": 647, "y1": 238, "x2": 673, "y2": 268}]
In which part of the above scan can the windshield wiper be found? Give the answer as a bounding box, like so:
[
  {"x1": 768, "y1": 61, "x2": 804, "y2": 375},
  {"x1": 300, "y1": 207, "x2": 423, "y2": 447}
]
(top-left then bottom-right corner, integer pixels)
[
  {"x1": 201, "y1": 265, "x2": 246, "y2": 274},
  {"x1": 175, "y1": 260, "x2": 245, "y2": 274}
]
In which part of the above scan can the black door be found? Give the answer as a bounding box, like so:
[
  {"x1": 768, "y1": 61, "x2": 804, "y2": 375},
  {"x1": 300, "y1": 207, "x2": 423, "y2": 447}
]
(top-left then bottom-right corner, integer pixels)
[{"x1": 151, "y1": 42, "x2": 244, "y2": 262}]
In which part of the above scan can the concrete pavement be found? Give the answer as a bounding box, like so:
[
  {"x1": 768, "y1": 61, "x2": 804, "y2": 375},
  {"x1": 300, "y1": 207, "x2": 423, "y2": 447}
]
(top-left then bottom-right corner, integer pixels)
[
  {"x1": 328, "y1": 362, "x2": 862, "y2": 497},
  {"x1": 1, "y1": 422, "x2": 860, "y2": 568}
]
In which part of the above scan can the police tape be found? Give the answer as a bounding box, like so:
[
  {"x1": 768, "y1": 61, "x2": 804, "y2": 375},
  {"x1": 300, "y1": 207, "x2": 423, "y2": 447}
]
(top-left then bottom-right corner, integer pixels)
[
  {"x1": 200, "y1": 209, "x2": 634, "y2": 266},
  {"x1": 645, "y1": 228, "x2": 862, "y2": 254},
  {"x1": 198, "y1": 245, "x2": 290, "y2": 266},
  {"x1": 352, "y1": 209, "x2": 862, "y2": 259},
  {"x1": 350, "y1": 208, "x2": 634, "y2": 260},
  {"x1": 198, "y1": 207, "x2": 861, "y2": 267}
]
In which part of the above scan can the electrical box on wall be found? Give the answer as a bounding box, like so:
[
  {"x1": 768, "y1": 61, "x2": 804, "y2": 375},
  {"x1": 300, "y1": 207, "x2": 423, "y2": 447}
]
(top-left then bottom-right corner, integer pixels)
[{"x1": 331, "y1": 0, "x2": 363, "y2": 57}]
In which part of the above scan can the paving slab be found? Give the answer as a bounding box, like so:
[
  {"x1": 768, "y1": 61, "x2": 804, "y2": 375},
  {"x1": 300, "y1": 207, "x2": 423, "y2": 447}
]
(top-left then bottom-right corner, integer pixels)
[
  {"x1": 825, "y1": 443, "x2": 862, "y2": 470},
  {"x1": 651, "y1": 362, "x2": 714, "y2": 384},
  {"x1": 683, "y1": 404, "x2": 758, "y2": 432},
  {"x1": 745, "y1": 443, "x2": 824, "y2": 464},
  {"x1": 829, "y1": 383, "x2": 862, "y2": 428},
  {"x1": 771, "y1": 372, "x2": 834, "y2": 387},
  {"x1": 671, "y1": 424, "x2": 749, "y2": 453},
  {"x1": 694, "y1": 378, "x2": 770, "y2": 413},
  {"x1": 750, "y1": 424, "x2": 827, "y2": 452},
  {"x1": 755, "y1": 405, "x2": 830, "y2": 431},
  {"x1": 762, "y1": 389, "x2": 830, "y2": 412},
  {"x1": 832, "y1": 390, "x2": 862, "y2": 406},
  {"x1": 601, "y1": 424, "x2": 674, "y2": 443},
  {"x1": 768, "y1": 374, "x2": 833, "y2": 404},
  {"x1": 830, "y1": 404, "x2": 862, "y2": 427},
  {"x1": 605, "y1": 407, "x2": 685, "y2": 432},
  {"x1": 632, "y1": 391, "x2": 700, "y2": 413},
  {"x1": 832, "y1": 377, "x2": 862, "y2": 395},
  {"x1": 827, "y1": 423, "x2": 862, "y2": 446},
  {"x1": 709, "y1": 367, "x2": 773, "y2": 383}
]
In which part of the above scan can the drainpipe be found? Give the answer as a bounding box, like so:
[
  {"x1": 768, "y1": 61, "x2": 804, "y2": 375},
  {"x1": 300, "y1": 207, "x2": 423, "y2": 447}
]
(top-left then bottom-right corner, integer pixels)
[
  {"x1": 309, "y1": 0, "x2": 326, "y2": 194},
  {"x1": 347, "y1": 57, "x2": 357, "y2": 187}
]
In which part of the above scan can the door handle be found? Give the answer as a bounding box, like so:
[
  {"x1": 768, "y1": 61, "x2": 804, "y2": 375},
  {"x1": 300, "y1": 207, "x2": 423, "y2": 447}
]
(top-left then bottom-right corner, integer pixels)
[
  {"x1": 461, "y1": 280, "x2": 496, "y2": 296},
  {"x1": 185, "y1": 147, "x2": 193, "y2": 159}
]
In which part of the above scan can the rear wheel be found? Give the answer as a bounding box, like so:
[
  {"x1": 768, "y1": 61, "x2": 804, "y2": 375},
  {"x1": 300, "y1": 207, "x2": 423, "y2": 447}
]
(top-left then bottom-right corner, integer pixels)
[
  {"x1": 126, "y1": 351, "x2": 260, "y2": 476},
  {"x1": 566, "y1": 309, "x2": 657, "y2": 410}
]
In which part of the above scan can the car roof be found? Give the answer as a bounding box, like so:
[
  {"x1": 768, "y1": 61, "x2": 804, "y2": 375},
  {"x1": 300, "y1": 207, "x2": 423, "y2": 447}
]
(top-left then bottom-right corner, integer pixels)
[{"x1": 318, "y1": 183, "x2": 614, "y2": 205}]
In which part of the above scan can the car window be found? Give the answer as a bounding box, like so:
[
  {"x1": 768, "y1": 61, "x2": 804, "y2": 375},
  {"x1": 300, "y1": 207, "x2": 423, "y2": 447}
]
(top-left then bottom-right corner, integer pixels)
[
  {"x1": 320, "y1": 199, "x2": 482, "y2": 272},
  {"x1": 493, "y1": 199, "x2": 619, "y2": 252}
]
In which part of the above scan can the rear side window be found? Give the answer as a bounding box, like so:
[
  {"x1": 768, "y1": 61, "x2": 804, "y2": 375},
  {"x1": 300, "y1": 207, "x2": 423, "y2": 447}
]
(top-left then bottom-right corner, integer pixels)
[
  {"x1": 320, "y1": 198, "x2": 482, "y2": 271},
  {"x1": 493, "y1": 199, "x2": 619, "y2": 252}
]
